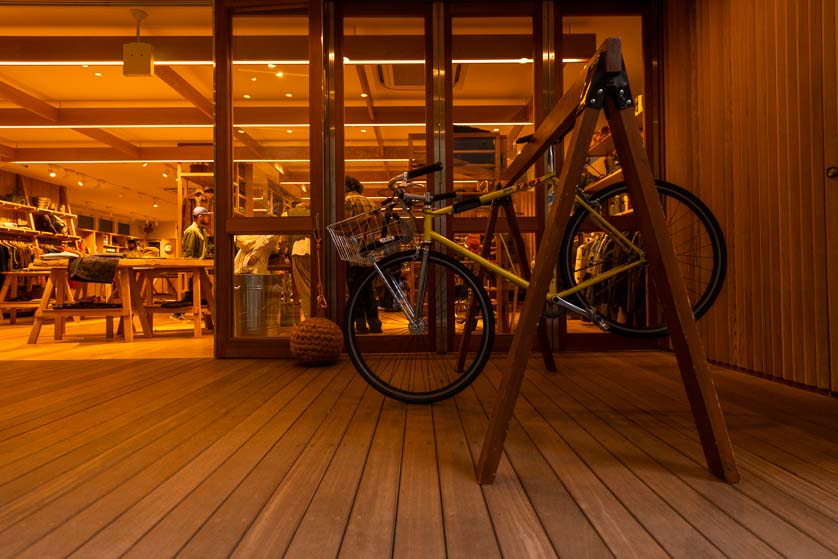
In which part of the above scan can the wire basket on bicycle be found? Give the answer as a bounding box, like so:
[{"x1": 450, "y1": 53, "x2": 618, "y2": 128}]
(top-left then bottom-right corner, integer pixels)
[{"x1": 328, "y1": 206, "x2": 415, "y2": 265}]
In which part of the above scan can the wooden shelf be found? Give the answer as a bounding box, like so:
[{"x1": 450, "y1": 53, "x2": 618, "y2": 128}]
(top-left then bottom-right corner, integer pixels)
[{"x1": 0, "y1": 225, "x2": 37, "y2": 236}]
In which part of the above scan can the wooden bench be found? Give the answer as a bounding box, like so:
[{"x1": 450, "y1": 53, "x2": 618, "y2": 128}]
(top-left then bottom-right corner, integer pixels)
[{"x1": 0, "y1": 271, "x2": 50, "y2": 324}]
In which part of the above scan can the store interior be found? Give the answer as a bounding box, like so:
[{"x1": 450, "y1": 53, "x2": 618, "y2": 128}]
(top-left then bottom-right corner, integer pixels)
[{"x1": 0, "y1": 3, "x2": 644, "y2": 347}]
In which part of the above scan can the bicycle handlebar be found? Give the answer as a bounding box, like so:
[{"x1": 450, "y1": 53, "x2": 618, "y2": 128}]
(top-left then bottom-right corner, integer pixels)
[{"x1": 406, "y1": 161, "x2": 443, "y2": 179}]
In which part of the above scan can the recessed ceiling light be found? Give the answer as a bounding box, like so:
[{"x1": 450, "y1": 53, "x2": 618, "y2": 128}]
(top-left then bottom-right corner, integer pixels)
[
  {"x1": 237, "y1": 129, "x2": 245, "y2": 133},
  {"x1": 267, "y1": 63, "x2": 276, "y2": 69},
  {"x1": 286, "y1": 129, "x2": 293, "y2": 134},
  {"x1": 250, "y1": 77, "x2": 257, "y2": 82},
  {"x1": 275, "y1": 71, "x2": 284, "y2": 78},
  {"x1": 493, "y1": 128, "x2": 500, "y2": 132},
  {"x1": 360, "y1": 129, "x2": 367, "y2": 133},
  {"x1": 77, "y1": 179, "x2": 84, "y2": 186},
  {"x1": 243, "y1": 94, "x2": 252, "y2": 99},
  {"x1": 284, "y1": 93, "x2": 293, "y2": 98},
  {"x1": 360, "y1": 93, "x2": 368, "y2": 98},
  {"x1": 141, "y1": 162, "x2": 148, "y2": 167},
  {"x1": 162, "y1": 170, "x2": 169, "y2": 178},
  {"x1": 94, "y1": 72, "x2": 103, "y2": 77}
]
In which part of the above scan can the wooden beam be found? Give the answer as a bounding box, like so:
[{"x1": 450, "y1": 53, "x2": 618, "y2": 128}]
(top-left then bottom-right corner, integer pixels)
[
  {"x1": 476, "y1": 106, "x2": 601, "y2": 484},
  {"x1": 354, "y1": 64, "x2": 389, "y2": 172},
  {"x1": 0, "y1": 81, "x2": 58, "y2": 121},
  {"x1": 9, "y1": 144, "x2": 411, "y2": 162},
  {"x1": 0, "y1": 107, "x2": 210, "y2": 127},
  {"x1": 0, "y1": 144, "x2": 14, "y2": 160},
  {"x1": 71, "y1": 128, "x2": 140, "y2": 159},
  {"x1": 606, "y1": 95, "x2": 740, "y2": 482},
  {"x1": 0, "y1": 104, "x2": 528, "y2": 128},
  {"x1": 154, "y1": 65, "x2": 214, "y2": 119}
]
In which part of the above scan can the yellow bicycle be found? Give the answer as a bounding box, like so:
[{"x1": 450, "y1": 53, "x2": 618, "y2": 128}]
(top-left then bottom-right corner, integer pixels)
[{"x1": 329, "y1": 162, "x2": 726, "y2": 403}]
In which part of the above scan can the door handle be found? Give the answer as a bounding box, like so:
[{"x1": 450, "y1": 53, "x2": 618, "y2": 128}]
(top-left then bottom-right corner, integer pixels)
[{"x1": 827, "y1": 166, "x2": 838, "y2": 179}]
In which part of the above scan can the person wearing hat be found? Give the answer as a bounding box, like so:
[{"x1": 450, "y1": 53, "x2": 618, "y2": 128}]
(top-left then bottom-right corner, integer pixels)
[
  {"x1": 170, "y1": 205, "x2": 212, "y2": 319},
  {"x1": 345, "y1": 175, "x2": 382, "y2": 334},
  {"x1": 184, "y1": 206, "x2": 212, "y2": 260}
]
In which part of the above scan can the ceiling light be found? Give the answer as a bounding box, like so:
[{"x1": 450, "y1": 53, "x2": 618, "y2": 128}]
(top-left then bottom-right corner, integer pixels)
[
  {"x1": 360, "y1": 129, "x2": 367, "y2": 133},
  {"x1": 275, "y1": 71, "x2": 284, "y2": 78},
  {"x1": 77, "y1": 178, "x2": 84, "y2": 187},
  {"x1": 301, "y1": 185, "x2": 307, "y2": 192},
  {"x1": 94, "y1": 71, "x2": 103, "y2": 77},
  {"x1": 267, "y1": 63, "x2": 276, "y2": 69},
  {"x1": 284, "y1": 93, "x2": 293, "y2": 98},
  {"x1": 48, "y1": 166, "x2": 57, "y2": 178},
  {"x1": 243, "y1": 94, "x2": 251, "y2": 99},
  {"x1": 142, "y1": 162, "x2": 148, "y2": 167},
  {"x1": 152, "y1": 200, "x2": 158, "y2": 208},
  {"x1": 360, "y1": 93, "x2": 368, "y2": 98},
  {"x1": 162, "y1": 170, "x2": 169, "y2": 178},
  {"x1": 250, "y1": 77, "x2": 257, "y2": 82},
  {"x1": 286, "y1": 129, "x2": 293, "y2": 134},
  {"x1": 492, "y1": 128, "x2": 500, "y2": 132},
  {"x1": 237, "y1": 129, "x2": 245, "y2": 133}
]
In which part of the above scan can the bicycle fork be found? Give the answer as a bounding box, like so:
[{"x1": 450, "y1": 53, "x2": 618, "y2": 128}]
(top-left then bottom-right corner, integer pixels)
[{"x1": 372, "y1": 249, "x2": 430, "y2": 335}]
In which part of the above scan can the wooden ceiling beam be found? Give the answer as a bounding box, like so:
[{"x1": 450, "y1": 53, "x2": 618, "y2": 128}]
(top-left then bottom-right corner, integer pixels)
[
  {"x1": 10, "y1": 144, "x2": 410, "y2": 162},
  {"x1": 0, "y1": 107, "x2": 210, "y2": 127},
  {"x1": 0, "y1": 81, "x2": 58, "y2": 121},
  {"x1": 71, "y1": 128, "x2": 140, "y2": 159},
  {"x1": 0, "y1": 34, "x2": 596, "y2": 64},
  {"x1": 0, "y1": 144, "x2": 14, "y2": 160},
  {"x1": 0, "y1": 104, "x2": 529, "y2": 127},
  {"x1": 154, "y1": 66, "x2": 214, "y2": 119}
]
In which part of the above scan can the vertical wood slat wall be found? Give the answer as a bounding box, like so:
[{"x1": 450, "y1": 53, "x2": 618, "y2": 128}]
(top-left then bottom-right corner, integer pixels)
[{"x1": 662, "y1": 0, "x2": 833, "y2": 391}]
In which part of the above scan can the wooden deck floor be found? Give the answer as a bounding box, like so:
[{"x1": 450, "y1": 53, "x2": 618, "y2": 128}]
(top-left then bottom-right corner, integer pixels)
[{"x1": 0, "y1": 320, "x2": 837, "y2": 558}]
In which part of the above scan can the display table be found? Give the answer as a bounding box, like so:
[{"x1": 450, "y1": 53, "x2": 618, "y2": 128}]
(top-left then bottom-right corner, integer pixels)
[
  {"x1": 26, "y1": 258, "x2": 214, "y2": 343},
  {"x1": 130, "y1": 258, "x2": 214, "y2": 337},
  {"x1": 0, "y1": 270, "x2": 50, "y2": 324}
]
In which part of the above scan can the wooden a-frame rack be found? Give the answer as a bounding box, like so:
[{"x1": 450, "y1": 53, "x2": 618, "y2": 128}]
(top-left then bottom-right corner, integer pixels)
[{"x1": 476, "y1": 38, "x2": 740, "y2": 484}]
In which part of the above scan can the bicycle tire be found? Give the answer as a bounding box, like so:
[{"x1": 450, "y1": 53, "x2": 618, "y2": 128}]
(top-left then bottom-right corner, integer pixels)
[
  {"x1": 345, "y1": 250, "x2": 495, "y2": 404},
  {"x1": 558, "y1": 180, "x2": 727, "y2": 338}
]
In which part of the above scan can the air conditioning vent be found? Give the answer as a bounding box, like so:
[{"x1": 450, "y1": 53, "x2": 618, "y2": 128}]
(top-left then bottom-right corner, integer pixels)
[{"x1": 376, "y1": 64, "x2": 462, "y2": 90}]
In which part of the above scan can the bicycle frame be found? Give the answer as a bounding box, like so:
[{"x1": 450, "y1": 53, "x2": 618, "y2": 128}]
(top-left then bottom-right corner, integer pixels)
[{"x1": 406, "y1": 175, "x2": 648, "y2": 320}]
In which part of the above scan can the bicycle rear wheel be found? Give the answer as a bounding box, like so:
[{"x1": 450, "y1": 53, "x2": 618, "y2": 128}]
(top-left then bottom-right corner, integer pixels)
[
  {"x1": 345, "y1": 250, "x2": 495, "y2": 404},
  {"x1": 558, "y1": 180, "x2": 727, "y2": 337}
]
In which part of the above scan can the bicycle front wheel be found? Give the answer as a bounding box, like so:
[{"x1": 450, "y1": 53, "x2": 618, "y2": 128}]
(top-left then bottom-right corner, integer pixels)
[
  {"x1": 558, "y1": 180, "x2": 727, "y2": 337},
  {"x1": 345, "y1": 250, "x2": 495, "y2": 404}
]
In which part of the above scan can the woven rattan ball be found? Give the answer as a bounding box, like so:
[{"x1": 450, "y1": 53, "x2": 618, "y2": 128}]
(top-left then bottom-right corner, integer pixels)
[{"x1": 290, "y1": 317, "x2": 343, "y2": 365}]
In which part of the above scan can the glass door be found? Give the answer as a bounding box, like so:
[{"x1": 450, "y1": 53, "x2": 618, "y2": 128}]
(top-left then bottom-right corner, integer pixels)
[{"x1": 214, "y1": 3, "x2": 321, "y2": 357}]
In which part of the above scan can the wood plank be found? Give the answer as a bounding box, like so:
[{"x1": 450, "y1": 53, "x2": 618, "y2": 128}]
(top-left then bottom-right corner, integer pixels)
[
  {"x1": 0, "y1": 361, "x2": 282, "y2": 556},
  {"x1": 0, "y1": 360, "x2": 240, "y2": 503},
  {"x1": 431, "y1": 399, "x2": 503, "y2": 559},
  {"x1": 455, "y1": 380, "x2": 559, "y2": 558},
  {"x1": 0, "y1": 359, "x2": 203, "y2": 441},
  {"x1": 71, "y1": 364, "x2": 344, "y2": 558},
  {"x1": 392, "y1": 404, "x2": 446, "y2": 558},
  {"x1": 13, "y1": 362, "x2": 303, "y2": 558},
  {"x1": 281, "y1": 391, "x2": 387, "y2": 558},
  {"x1": 563, "y1": 355, "x2": 838, "y2": 556},
  {"x1": 513, "y1": 364, "x2": 784, "y2": 559},
  {"x1": 222, "y1": 375, "x2": 372, "y2": 558},
  {"x1": 824, "y1": 0, "x2": 838, "y2": 394},
  {"x1": 477, "y1": 366, "x2": 682, "y2": 558},
  {"x1": 479, "y1": 364, "x2": 720, "y2": 558},
  {"x1": 118, "y1": 367, "x2": 355, "y2": 558},
  {"x1": 339, "y1": 397, "x2": 407, "y2": 557}
]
